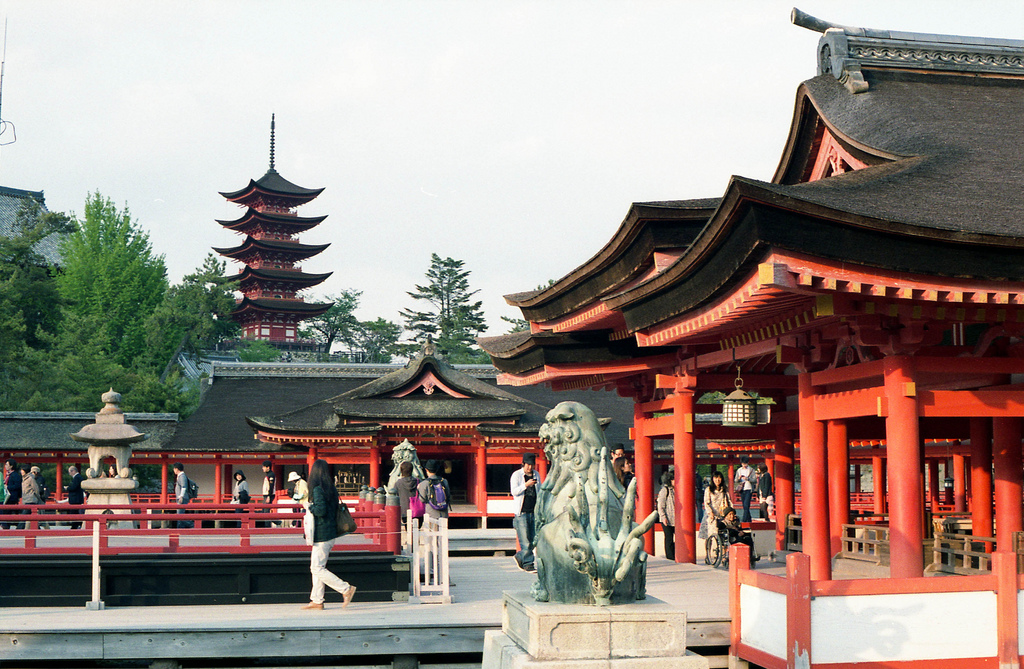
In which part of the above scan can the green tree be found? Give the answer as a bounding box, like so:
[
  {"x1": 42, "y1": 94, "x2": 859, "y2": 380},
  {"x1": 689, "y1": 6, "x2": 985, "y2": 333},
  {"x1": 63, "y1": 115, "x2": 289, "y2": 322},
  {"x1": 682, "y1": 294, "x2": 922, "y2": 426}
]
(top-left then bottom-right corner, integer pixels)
[
  {"x1": 143, "y1": 254, "x2": 239, "y2": 380},
  {"x1": 0, "y1": 200, "x2": 73, "y2": 349},
  {"x1": 237, "y1": 339, "x2": 282, "y2": 362},
  {"x1": 400, "y1": 253, "x2": 488, "y2": 363},
  {"x1": 299, "y1": 289, "x2": 362, "y2": 361},
  {"x1": 57, "y1": 192, "x2": 168, "y2": 368},
  {"x1": 352, "y1": 318, "x2": 403, "y2": 363}
]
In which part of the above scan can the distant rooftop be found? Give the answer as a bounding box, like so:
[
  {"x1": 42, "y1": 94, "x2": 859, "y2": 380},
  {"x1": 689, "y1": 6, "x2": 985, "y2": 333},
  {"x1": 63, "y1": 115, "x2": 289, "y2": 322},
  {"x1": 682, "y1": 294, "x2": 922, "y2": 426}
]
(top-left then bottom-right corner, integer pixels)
[{"x1": 0, "y1": 186, "x2": 63, "y2": 266}]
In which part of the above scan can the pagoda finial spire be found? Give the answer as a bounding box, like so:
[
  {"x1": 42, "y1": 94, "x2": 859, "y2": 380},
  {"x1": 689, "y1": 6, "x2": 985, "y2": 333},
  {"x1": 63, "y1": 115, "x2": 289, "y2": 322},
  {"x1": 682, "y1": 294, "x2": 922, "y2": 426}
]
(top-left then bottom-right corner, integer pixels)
[{"x1": 269, "y1": 113, "x2": 276, "y2": 171}]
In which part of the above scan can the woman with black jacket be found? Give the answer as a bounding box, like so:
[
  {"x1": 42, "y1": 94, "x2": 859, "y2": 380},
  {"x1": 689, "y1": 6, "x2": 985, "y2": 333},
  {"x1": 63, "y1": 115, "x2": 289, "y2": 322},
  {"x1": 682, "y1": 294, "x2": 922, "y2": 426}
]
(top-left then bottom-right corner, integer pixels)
[{"x1": 302, "y1": 459, "x2": 356, "y2": 611}]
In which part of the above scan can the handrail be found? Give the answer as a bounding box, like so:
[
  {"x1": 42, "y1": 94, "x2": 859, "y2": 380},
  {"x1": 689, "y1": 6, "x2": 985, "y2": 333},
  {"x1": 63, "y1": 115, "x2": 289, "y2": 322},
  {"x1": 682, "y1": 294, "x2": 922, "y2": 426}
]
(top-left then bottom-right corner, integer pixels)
[{"x1": 0, "y1": 499, "x2": 401, "y2": 556}]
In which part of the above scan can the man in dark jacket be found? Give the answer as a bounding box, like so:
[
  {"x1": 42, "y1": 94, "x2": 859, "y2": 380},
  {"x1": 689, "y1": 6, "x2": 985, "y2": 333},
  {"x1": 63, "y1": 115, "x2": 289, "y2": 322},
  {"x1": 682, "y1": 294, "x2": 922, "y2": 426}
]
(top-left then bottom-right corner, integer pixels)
[
  {"x1": 2, "y1": 458, "x2": 22, "y2": 529},
  {"x1": 65, "y1": 465, "x2": 85, "y2": 529}
]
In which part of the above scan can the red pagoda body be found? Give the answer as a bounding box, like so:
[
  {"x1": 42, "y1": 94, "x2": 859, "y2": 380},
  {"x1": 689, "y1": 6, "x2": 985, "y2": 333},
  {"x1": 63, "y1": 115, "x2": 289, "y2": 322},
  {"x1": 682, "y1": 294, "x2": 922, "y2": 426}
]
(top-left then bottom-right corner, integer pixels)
[{"x1": 214, "y1": 116, "x2": 332, "y2": 346}]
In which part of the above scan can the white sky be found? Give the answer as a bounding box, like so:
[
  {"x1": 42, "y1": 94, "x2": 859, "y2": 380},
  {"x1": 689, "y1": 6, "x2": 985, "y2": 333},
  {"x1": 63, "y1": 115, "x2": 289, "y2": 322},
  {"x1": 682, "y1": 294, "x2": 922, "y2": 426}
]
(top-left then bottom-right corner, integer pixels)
[{"x1": 0, "y1": 1, "x2": 1021, "y2": 336}]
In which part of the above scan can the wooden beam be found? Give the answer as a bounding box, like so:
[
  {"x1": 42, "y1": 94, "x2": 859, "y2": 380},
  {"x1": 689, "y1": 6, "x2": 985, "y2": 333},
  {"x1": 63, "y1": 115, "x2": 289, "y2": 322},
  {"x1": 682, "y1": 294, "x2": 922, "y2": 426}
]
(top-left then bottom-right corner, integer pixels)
[
  {"x1": 813, "y1": 387, "x2": 886, "y2": 421},
  {"x1": 919, "y1": 390, "x2": 1024, "y2": 417}
]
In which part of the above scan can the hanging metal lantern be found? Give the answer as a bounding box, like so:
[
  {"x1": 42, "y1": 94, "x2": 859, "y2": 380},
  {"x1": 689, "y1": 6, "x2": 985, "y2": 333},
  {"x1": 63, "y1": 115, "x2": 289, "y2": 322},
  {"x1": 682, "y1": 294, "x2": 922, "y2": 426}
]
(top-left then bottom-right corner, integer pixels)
[{"x1": 721, "y1": 367, "x2": 758, "y2": 427}]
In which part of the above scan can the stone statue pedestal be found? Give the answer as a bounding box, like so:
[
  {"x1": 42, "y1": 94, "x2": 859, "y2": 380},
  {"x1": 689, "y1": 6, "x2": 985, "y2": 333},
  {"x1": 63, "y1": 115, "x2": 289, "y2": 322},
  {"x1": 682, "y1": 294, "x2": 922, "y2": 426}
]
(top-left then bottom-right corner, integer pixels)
[{"x1": 482, "y1": 591, "x2": 708, "y2": 668}]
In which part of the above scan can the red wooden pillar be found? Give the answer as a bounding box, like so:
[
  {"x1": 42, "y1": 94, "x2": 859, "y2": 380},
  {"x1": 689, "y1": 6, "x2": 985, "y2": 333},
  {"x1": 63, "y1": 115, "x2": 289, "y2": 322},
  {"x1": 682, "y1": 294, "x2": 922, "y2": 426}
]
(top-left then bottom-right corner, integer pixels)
[
  {"x1": 214, "y1": 456, "x2": 223, "y2": 503},
  {"x1": 633, "y1": 401, "x2": 655, "y2": 555},
  {"x1": 671, "y1": 387, "x2": 696, "y2": 564},
  {"x1": 798, "y1": 373, "x2": 830, "y2": 580},
  {"x1": 55, "y1": 461, "x2": 64, "y2": 501},
  {"x1": 224, "y1": 464, "x2": 233, "y2": 499},
  {"x1": 884, "y1": 356, "x2": 924, "y2": 579},
  {"x1": 826, "y1": 420, "x2": 849, "y2": 558},
  {"x1": 853, "y1": 464, "x2": 861, "y2": 493},
  {"x1": 774, "y1": 425, "x2": 794, "y2": 552},
  {"x1": 160, "y1": 458, "x2": 169, "y2": 504},
  {"x1": 475, "y1": 438, "x2": 487, "y2": 514},
  {"x1": 537, "y1": 451, "x2": 548, "y2": 479},
  {"x1": 992, "y1": 418, "x2": 1023, "y2": 551},
  {"x1": 306, "y1": 446, "x2": 317, "y2": 472},
  {"x1": 871, "y1": 454, "x2": 886, "y2": 514},
  {"x1": 727, "y1": 461, "x2": 736, "y2": 502},
  {"x1": 970, "y1": 418, "x2": 993, "y2": 538},
  {"x1": 927, "y1": 458, "x2": 940, "y2": 512},
  {"x1": 369, "y1": 443, "x2": 381, "y2": 489},
  {"x1": 952, "y1": 452, "x2": 967, "y2": 513}
]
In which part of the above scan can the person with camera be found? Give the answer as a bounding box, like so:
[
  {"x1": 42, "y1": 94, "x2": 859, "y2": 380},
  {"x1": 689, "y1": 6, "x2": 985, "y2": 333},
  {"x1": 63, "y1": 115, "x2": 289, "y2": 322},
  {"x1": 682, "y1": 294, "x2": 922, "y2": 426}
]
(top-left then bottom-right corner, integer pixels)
[{"x1": 510, "y1": 453, "x2": 542, "y2": 571}]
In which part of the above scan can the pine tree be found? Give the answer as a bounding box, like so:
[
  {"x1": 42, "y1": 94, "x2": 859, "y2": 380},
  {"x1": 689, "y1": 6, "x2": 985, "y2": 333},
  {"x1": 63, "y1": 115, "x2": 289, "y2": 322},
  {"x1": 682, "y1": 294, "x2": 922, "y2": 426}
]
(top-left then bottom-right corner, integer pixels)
[{"x1": 400, "y1": 254, "x2": 488, "y2": 362}]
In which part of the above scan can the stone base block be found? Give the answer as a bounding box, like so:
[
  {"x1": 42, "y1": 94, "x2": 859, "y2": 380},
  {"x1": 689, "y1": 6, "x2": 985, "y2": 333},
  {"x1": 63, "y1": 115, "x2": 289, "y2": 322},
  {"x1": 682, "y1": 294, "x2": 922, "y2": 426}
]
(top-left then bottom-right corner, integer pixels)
[
  {"x1": 494, "y1": 591, "x2": 705, "y2": 666},
  {"x1": 483, "y1": 630, "x2": 709, "y2": 669}
]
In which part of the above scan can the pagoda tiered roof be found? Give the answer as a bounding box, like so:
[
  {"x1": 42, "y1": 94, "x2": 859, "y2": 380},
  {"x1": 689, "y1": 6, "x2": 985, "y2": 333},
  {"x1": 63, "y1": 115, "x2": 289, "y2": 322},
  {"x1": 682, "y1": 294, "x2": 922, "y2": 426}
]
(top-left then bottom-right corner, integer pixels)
[
  {"x1": 232, "y1": 296, "x2": 333, "y2": 318},
  {"x1": 216, "y1": 207, "x2": 327, "y2": 234},
  {"x1": 226, "y1": 266, "x2": 333, "y2": 291},
  {"x1": 213, "y1": 237, "x2": 331, "y2": 263},
  {"x1": 219, "y1": 168, "x2": 324, "y2": 209}
]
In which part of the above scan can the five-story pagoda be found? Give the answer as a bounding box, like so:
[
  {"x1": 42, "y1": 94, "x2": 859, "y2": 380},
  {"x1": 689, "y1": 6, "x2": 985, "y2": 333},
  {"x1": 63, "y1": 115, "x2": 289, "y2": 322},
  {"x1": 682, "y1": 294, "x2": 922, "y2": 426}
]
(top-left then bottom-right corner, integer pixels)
[{"x1": 214, "y1": 116, "x2": 332, "y2": 349}]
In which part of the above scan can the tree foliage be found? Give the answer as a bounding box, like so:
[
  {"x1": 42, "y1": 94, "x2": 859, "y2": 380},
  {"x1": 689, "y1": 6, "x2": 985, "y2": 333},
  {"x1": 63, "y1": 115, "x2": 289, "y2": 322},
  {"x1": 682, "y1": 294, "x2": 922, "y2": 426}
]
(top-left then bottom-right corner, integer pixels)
[
  {"x1": 400, "y1": 253, "x2": 488, "y2": 363},
  {"x1": 352, "y1": 318, "x2": 403, "y2": 363},
  {"x1": 57, "y1": 192, "x2": 168, "y2": 368},
  {"x1": 299, "y1": 289, "x2": 362, "y2": 361},
  {"x1": 143, "y1": 254, "x2": 239, "y2": 379}
]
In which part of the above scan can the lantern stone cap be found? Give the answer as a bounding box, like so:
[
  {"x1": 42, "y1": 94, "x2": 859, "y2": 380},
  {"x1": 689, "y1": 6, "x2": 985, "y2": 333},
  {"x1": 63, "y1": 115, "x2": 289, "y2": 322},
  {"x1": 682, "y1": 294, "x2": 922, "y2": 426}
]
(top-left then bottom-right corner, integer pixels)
[{"x1": 70, "y1": 389, "x2": 148, "y2": 444}]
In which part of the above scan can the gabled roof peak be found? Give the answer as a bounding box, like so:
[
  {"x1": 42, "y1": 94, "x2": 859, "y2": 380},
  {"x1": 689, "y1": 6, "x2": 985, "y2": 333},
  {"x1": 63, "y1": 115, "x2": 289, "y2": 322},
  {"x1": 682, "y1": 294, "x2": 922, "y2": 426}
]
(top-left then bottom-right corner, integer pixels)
[{"x1": 792, "y1": 7, "x2": 1024, "y2": 93}]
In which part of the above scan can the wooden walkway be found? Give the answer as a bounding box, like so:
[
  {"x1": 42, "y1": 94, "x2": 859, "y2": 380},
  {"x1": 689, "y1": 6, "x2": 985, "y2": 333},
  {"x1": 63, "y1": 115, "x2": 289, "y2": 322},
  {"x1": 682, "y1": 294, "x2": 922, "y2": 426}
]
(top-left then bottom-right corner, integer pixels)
[{"x1": 0, "y1": 554, "x2": 732, "y2": 667}]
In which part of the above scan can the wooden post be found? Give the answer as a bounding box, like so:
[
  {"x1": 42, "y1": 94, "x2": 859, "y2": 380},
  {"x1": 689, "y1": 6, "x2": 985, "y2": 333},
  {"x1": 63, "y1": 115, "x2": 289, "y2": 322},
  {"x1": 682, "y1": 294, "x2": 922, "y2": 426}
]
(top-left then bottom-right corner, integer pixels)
[
  {"x1": 872, "y1": 454, "x2": 886, "y2": 515},
  {"x1": 798, "y1": 373, "x2": 830, "y2": 580},
  {"x1": 884, "y1": 356, "x2": 924, "y2": 579},
  {"x1": 385, "y1": 492, "x2": 401, "y2": 555},
  {"x1": 971, "y1": 418, "x2": 994, "y2": 539},
  {"x1": 214, "y1": 456, "x2": 223, "y2": 504},
  {"x1": 160, "y1": 458, "x2": 169, "y2": 505},
  {"x1": 927, "y1": 458, "x2": 940, "y2": 512},
  {"x1": 786, "y1": 551, "x2": 812, "y2": 669},
  {"x1": 672, "y1": 388, "x2": 696, "y2": 563},
  {"x1": 633, "y1": 401, "x2": 655, "y2": 555},
  {"x1": 55, "y1": 461, "x2": 64, "y2": 502},
  {"x1": 475, "y1": 438, "x2": 487, "y2": 515},
  {"x1": 774, "y1": 425, "x2": 794, "y2": 552},
  {"x1": 827, "y1": 420, "x2": 849, "y2": 558},
  {"x1": 952, "y1": 452, "x2": 967, "y2": 512},
  {"x1": 993, "y1": 551, "x2": 1021, "y2": 669},
  {"x1": 992, "y1": 418, "x2": 1023, "y2": 551},
  {"x1": 369, "y1": 444, "x2": 381, "y2": 489}
]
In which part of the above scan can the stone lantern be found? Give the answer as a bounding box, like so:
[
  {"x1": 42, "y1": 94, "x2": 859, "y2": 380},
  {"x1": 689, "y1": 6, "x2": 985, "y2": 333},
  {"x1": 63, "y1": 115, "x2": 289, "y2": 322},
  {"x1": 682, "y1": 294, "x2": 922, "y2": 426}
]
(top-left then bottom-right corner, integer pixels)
[{"x1": 71, "y1": 389, "x2": 147, "y2": 514}]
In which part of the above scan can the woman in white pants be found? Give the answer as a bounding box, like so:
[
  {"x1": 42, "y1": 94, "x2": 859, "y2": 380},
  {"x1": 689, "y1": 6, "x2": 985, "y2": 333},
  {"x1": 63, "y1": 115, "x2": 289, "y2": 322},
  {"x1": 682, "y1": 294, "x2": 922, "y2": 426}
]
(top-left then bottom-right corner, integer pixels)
[{"x1": 302, "y1": 459, "x2": 357, "y2": 610}]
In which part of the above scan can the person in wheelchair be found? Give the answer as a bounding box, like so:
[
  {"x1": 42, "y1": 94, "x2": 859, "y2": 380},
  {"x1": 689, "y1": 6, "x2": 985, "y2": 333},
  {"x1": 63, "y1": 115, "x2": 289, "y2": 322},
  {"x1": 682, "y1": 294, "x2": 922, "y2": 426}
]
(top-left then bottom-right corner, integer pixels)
[{"x1": 720, "y1": 507, "x2": 758, "y2": 567}]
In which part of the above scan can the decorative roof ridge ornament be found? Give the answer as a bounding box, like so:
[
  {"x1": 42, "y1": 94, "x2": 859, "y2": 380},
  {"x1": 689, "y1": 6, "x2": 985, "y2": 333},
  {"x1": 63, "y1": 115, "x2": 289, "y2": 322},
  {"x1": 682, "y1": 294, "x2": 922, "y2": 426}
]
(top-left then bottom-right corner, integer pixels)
[
  {"x1": 792, "y1": 7, "x2": 1024, "y2": 94},
  {"x1": 268, "y1": 113, "x2": 276, "y2": 173}
]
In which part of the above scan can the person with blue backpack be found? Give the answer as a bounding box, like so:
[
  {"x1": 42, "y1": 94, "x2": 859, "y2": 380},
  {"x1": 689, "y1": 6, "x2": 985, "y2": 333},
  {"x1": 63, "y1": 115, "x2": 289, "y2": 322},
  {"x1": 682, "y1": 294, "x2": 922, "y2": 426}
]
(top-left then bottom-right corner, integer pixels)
[{"x1": 416, "y1": 459, "x2": 450, "y2": 520}]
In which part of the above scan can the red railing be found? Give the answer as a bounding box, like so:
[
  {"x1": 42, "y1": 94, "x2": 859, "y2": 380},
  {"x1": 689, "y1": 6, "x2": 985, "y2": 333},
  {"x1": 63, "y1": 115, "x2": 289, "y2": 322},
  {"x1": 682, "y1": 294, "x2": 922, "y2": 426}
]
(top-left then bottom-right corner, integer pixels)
[{"x1": 0, "y1": 498, "x2": 401, "y2": 557}]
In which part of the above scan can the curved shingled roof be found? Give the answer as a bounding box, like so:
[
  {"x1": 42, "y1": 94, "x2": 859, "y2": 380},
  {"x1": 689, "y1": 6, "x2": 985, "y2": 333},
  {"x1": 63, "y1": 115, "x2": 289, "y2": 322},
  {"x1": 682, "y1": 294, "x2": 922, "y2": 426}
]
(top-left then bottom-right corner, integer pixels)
[
  {"x1": 220, "y1": 168, "x2": 324, "y2": 205},
  {"x1": 247, "y1": 351, "x2": 554, "y2": 435}
]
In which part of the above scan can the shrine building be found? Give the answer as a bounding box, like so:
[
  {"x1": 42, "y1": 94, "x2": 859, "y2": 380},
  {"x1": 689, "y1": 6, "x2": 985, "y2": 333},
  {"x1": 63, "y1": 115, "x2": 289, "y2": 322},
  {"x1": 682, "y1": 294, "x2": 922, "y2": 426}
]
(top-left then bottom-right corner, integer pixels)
[
  {"x1": 481, "y1": 11, "x2": 1024, "y2": 667},
  {"x1": 214, "y1": 115, "x2": 332, "y2": 348}
]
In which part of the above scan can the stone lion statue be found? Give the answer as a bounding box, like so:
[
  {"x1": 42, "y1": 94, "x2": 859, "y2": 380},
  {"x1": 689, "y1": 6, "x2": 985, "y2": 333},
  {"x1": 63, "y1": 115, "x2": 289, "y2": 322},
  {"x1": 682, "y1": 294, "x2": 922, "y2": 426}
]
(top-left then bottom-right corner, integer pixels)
[
  {"x1": 532, "y1": 401, "x2": 657, "y2": 606},
  {"x1": 386, "y1": 439, "x2": 426, "y2": 490}
]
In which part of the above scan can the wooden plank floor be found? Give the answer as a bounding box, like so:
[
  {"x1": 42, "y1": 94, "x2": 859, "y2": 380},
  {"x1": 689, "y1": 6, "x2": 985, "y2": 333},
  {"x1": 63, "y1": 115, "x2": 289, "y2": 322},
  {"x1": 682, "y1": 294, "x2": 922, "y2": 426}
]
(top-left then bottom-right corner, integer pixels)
[{"x1": 0, "y1": 554, "x2": 732, "y2": 664}]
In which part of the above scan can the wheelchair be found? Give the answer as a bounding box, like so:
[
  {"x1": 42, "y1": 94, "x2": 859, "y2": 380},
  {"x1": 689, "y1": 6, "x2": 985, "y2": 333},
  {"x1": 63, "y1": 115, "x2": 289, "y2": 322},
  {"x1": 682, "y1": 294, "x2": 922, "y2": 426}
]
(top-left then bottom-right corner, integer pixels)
[
  {"x1": 703, "y1": 520, "x2": 730, "y2": 568},
  {"x1": 703, "y1": 517, "x2": 758, "y2": 568}
]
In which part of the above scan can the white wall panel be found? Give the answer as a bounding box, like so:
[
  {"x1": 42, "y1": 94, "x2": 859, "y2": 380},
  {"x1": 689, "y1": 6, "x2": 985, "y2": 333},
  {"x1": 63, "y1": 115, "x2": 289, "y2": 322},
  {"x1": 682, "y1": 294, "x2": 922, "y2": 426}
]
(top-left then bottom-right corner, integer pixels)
[
  {"x1": 811, "y1": 591, "x2": 996, "y2": 662},
  {"x1": 740, "y1": 584, "x2": 787, "y2": 660}
]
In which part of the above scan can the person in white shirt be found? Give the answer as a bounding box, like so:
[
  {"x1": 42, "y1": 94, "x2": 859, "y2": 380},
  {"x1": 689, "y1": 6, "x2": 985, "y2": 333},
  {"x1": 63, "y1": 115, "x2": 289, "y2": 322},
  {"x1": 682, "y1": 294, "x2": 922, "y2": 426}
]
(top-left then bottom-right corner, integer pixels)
[
  {"x1": 734, "y1": 456, "x2": 756, "y2": 523},
  {"x1": 510, "y1": 453, "x2": 542, "y2": 571}
]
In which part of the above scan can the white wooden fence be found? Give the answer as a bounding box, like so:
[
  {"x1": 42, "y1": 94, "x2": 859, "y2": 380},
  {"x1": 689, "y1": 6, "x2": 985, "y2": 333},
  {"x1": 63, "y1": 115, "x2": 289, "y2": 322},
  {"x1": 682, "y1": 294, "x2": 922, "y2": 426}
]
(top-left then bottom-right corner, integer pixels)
[{"x1": 409, "y1": 512, "x2": 451, "y2": 604}]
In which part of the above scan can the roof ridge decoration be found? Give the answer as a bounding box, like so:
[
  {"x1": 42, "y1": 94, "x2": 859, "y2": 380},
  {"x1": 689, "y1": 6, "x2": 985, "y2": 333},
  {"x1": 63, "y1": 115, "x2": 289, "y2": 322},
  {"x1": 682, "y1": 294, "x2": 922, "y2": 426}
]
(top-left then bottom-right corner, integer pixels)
[{"x1": 792, "y1": 7, "x2": 1024, "y2": 94}]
